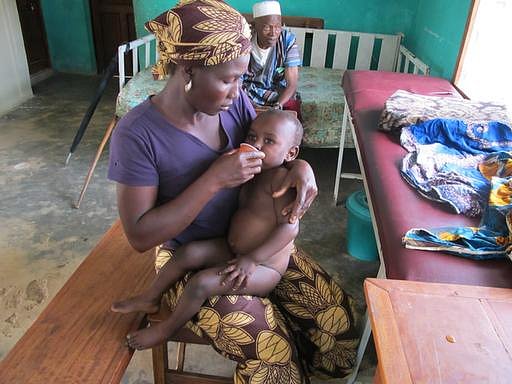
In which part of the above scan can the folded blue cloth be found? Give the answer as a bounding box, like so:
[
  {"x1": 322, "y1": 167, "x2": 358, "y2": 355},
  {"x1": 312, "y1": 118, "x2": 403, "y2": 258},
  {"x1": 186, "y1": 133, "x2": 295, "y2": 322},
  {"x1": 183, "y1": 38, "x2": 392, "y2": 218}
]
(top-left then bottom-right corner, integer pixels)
[
  {"x1": 403, "y1": 152, "x2": 512, "y2": 260},
  {"x1": 400, "y1": 119, "x2": 512, "y2": 217}
]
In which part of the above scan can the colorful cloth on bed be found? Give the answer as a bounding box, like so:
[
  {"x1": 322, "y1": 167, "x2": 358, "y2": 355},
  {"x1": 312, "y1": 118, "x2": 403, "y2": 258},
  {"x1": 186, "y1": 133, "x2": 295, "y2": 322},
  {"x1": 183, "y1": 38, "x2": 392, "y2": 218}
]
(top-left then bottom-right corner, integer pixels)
[
  {"x1": 403, "y1": 151, "x2": 512, "y2": 260},
  {"x1": 379, "y1": 89, "x2": 511, "y2": 136},
  {"x1": 400, "y1": 118, "x2": 512, "y2": 217},
  {"x1": 242, "y1": 29, "x2": 301, "y2": 106}
]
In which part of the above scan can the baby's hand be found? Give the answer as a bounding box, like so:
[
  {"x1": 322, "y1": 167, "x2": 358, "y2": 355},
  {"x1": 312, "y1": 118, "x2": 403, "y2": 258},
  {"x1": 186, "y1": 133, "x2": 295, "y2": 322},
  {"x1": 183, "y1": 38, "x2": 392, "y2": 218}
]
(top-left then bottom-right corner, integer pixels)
[{"x1": 219, "y1": 257, "x2": 257, "y2": 291}]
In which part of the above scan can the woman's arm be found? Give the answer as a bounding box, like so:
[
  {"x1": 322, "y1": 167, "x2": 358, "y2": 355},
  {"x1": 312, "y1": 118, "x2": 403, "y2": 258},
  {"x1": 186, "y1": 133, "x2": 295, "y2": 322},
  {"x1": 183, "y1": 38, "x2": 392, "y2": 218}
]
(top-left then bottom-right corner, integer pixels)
[
  {"x1": 274, "y1": 158, "x2": 318, "y2": 224},
  {"x1": 276, "y1": 66, "x2": 299, "y2": 107},
  {"x1": 118, "y1": 150, "x2": 264, "y2": 252}
]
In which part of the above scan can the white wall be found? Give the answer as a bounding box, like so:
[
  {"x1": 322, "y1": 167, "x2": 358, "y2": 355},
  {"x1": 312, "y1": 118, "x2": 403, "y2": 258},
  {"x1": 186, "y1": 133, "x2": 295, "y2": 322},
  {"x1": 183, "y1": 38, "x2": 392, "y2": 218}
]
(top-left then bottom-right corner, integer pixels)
[{"x1": 0, "y1": 0, "x2": 33, "y2": 116}]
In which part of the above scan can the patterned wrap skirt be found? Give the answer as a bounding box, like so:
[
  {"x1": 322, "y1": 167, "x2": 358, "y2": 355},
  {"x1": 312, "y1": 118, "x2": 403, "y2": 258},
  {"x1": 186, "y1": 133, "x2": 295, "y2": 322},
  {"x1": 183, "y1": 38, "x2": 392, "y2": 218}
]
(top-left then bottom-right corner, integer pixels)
[{"x1": 155, "y1": 245, "x2": 359, "y2": 383}]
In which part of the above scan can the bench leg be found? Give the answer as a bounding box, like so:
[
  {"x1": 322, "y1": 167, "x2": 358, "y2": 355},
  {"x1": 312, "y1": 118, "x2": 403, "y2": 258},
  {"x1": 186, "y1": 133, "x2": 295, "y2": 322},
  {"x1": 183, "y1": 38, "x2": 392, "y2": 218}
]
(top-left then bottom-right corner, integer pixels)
[
  {"x1": 333, "y1": 101, "x2": 349, "y2": 205},
  {"x1": 152, "y1": 342, "x2": 169, "y2": 384},
  {"x1": 175, "y1": 342, "x2": 186, "y2": 372}
]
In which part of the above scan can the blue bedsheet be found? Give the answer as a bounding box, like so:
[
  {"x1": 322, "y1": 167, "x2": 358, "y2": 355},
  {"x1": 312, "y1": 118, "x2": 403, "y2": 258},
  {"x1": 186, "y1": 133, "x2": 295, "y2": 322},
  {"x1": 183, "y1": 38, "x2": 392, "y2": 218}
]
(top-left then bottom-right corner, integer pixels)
[
  {"x1": 401, "y1": 119, "x2": 512, "y2": 260},
  {"x1": 401, "y1": 119, "x2": 512, "y2": 217}
]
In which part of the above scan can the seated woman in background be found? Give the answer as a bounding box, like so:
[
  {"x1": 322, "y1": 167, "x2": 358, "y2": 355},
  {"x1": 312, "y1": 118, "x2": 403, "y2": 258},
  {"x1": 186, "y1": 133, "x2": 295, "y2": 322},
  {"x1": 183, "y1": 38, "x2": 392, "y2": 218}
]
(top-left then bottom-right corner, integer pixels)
[{"x1": 242, "y1": 1, "x2": 302, "y2": 120}]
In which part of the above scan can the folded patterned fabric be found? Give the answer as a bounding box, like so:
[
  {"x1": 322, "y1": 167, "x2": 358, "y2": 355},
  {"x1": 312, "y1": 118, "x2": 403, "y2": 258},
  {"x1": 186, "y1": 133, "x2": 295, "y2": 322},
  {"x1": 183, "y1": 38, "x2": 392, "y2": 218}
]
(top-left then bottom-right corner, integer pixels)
[
  {"x1": 400, "y1": 119, "x2": 512, "y2": 217},
  {"x1": 379, "y1": 90, "x2": 511, "y2": 135},
  {"x1": 401, "y1": 118, "x2": 512, "y2": 155},
  {"x1": 400, "y1": 142, "x2": 487, "y2": 217},
  {"x1": 403, "y1": 154, "x2": 512, "y2": 261}
]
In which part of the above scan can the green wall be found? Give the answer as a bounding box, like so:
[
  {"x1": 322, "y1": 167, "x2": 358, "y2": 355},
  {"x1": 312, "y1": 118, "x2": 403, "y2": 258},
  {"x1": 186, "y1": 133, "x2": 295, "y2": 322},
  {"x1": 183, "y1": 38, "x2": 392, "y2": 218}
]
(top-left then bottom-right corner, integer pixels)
[
  {"x1": 40, "y1": 0, "x2": 96, "y2": 74},
  {"x1": 133, "y1": 0, "x2": 418, "y2": 37},
  {"x1": 406, "y1": 0, "x2": 471, "y2": 79},
  {"x1": 39, "y1": 0, "x2": 471, "y2": 79}
]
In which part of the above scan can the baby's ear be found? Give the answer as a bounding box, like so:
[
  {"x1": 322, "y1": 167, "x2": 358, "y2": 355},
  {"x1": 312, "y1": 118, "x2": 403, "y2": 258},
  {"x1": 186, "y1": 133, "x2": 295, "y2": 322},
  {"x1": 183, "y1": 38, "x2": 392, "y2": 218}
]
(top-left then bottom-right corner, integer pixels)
[{"x1": 285, "y1": 145, "x2": 300, "y2": 162}]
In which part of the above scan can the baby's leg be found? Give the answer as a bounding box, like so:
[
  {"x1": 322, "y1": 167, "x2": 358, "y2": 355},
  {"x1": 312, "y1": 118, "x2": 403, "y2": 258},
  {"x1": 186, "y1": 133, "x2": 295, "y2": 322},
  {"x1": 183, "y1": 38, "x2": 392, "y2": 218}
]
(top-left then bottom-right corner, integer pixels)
[
  {"x1": 111, "y1": 238, "x2": 232, "y2": 314},
  {"x1": 126, "y1": 265, "x2": 281, "y2": 350}
]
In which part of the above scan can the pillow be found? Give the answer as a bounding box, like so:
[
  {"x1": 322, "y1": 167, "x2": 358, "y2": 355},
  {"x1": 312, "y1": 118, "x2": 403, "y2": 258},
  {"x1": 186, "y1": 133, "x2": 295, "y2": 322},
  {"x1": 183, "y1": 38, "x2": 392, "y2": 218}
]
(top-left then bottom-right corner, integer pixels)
[{"x1": 379, "y1": 90, "x2": 511, "y2": 135}]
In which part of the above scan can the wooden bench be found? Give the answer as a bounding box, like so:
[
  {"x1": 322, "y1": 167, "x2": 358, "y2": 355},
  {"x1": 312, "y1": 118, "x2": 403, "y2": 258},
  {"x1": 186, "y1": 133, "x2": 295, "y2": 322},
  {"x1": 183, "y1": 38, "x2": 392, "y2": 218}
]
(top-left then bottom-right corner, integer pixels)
[{"x1": 0, "y1": 220, "x2": 155, "y2": 383}]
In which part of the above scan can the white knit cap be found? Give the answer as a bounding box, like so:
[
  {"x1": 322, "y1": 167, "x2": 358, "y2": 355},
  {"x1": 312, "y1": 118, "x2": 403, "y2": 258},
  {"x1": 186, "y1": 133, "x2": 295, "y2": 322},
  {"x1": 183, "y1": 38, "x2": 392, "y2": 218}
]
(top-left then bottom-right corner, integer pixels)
[{"x1": 253, "y1": 1, "x2": 281, "y2": 18}]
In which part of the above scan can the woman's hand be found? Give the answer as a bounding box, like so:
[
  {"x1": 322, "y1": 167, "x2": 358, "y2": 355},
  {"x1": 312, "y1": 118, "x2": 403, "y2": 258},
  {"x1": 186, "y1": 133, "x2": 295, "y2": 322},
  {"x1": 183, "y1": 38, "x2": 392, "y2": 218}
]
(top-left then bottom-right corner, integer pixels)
[
  {"x1": 206, "y1": 150, "x2": 265, "y2": 190},
  {"x1": 219, "y1": 257, "x2": 257, "y2": 290},
  {"x1": 273, "y1": 159, "x2": 318, "y2": 223}
]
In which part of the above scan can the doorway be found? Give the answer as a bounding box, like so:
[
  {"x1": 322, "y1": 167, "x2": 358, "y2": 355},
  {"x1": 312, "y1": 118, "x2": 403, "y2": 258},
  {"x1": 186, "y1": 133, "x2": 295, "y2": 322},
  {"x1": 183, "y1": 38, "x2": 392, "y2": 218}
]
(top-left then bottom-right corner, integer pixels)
[
  {"x1": 15, "y1": 0, "x2": 51, "y2": 74},
  {"x1": 90, "y1": 0, "x2": 137, "y2": 74}
]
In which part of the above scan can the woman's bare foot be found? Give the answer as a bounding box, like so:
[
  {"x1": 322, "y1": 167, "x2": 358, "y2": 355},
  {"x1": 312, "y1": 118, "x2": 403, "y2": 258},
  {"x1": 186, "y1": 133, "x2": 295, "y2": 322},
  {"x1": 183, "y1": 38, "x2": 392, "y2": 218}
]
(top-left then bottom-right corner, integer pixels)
[
  {"x1": 126, "y1": 324, "x2": 170, "y2": 350},
  {"x1": 111, "y1": 294, "x2": 160, "y2": 314}
]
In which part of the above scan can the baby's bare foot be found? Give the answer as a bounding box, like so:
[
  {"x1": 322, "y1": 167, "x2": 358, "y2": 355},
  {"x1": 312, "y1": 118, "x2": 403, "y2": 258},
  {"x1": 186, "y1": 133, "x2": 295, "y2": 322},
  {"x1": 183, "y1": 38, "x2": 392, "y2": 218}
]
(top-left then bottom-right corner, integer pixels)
[
  {"x1": 126, "y1": 325, "x2": 169, "y2": 350},
  {"x1": 111, "y1": 295, "x2": 160, "y2": 314}
]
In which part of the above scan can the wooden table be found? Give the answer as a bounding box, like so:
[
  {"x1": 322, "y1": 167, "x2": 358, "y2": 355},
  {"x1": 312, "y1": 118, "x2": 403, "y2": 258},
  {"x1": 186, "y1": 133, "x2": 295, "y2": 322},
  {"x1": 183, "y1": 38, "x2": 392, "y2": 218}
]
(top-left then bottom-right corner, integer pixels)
[{"x1": 364, "y1": 278, "x2": 512, "y2": 384}]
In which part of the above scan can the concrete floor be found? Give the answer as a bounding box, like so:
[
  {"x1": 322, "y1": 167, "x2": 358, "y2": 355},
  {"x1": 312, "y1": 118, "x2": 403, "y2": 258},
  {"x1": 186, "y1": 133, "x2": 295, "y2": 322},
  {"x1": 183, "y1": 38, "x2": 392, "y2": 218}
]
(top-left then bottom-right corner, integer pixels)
[{"x1": 0, "y1": 74, "x2": 379, "y2": 383}]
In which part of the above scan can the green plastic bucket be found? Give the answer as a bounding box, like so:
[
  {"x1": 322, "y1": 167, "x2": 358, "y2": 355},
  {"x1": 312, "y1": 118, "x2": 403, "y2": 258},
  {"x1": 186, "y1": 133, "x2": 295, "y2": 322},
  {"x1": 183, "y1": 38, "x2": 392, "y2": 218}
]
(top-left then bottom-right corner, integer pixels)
[{"x1": 345, "y1": 191, "x2": 378, "y2": 261}]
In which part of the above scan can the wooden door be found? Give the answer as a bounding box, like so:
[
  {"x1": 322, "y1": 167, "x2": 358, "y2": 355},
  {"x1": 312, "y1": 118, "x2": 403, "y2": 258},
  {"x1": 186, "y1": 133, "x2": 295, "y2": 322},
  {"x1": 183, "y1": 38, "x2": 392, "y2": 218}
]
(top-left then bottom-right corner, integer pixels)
[
  {"x1": 90, "y1": 0, "x2": 136, "y2": 73},
  {"x1": 16, "y1": 0, "x2": 51, "y2": 74}
]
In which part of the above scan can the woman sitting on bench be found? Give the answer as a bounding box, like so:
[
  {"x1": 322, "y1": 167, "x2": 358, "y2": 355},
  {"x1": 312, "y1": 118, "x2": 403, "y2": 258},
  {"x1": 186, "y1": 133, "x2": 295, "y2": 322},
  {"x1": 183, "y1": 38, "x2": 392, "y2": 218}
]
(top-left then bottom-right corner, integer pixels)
[{"x1": 108, "y1": 1, "x2": 358, "y2": 382}]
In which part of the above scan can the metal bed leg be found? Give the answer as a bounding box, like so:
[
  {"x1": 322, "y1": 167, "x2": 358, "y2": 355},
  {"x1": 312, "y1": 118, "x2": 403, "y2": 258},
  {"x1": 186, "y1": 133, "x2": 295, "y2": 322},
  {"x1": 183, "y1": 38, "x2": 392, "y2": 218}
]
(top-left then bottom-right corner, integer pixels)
[
  {"x1": 346, "y1": 311, "x2": 372, "y2": 384},
  {"x1": 333, "y1": 100, "x2": 350, "y2": 204},
  {"x1": 346, "y1": 263, "x2": 386, "y2": 384}
]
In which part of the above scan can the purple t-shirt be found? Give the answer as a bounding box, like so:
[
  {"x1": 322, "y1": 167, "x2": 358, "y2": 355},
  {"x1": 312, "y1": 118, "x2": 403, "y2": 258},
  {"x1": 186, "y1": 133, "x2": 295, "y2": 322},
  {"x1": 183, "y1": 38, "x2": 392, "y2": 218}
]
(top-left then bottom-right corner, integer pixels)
[{"x1": 108, "y1": 91, "x2": 256, "y2": 248}]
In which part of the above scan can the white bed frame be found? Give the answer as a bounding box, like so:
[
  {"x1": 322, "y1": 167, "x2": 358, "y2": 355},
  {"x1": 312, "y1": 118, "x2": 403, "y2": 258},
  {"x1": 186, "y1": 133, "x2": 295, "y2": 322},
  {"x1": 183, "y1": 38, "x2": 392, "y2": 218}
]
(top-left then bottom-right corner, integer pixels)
[
  {"x1": 332, "y1": 45, "x2": 430, "y2": 204},
  {"x1": 117, "y1": 34, "x2": 157, "y2": 91},
  {"x1": 117, "y1": 29, "x2": 429, "y2": 90},
  {"x1": 287, "y1": 27, "x2": 401, "y2": 70}
]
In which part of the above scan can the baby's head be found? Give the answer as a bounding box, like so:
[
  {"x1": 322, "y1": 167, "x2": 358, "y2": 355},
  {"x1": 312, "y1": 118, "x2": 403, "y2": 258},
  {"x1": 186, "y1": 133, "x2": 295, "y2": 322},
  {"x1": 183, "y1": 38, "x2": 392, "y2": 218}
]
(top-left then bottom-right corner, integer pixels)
[{"x1": 245, "y1": 109, "x2": 303, "y2": 169}]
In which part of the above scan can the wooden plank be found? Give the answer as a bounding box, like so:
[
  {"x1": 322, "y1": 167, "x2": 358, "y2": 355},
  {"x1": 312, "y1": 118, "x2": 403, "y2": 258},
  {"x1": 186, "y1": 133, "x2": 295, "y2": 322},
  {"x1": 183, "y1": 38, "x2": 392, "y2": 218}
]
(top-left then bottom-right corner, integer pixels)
[
  {"x1": 366, "y1": 279, "x2": 512, "y2": 383},
  {"x1": 288, "y1": 27, "x2": 305, "y2": 60},
  {"x1": 0, "y1": 220, "x2": 155, "y2": 384},
  {"x1": 309, "y1": 30, "x2": 329, "y2": 68},
  {"x1": 370, "y1": 278, "x2": 512, "y2": 300},
  {"x1": 165, "y1": 371, "x2": 232, "y2": 384},
  {"x1": 354, "y1": 34, "x2": 375, "y2": 70},
  {"x1": 332, "y1": 31, "x2": 351, "y2": 70},
  {"x1": 452, "y1": 0, "x2": 479, "y2": 83},
  {"x1": 364, "y1": 280, "x2": 413, "y2": 384},
  {"x1": 377, "y1": 35, "x2": 400, "y2": 71}
]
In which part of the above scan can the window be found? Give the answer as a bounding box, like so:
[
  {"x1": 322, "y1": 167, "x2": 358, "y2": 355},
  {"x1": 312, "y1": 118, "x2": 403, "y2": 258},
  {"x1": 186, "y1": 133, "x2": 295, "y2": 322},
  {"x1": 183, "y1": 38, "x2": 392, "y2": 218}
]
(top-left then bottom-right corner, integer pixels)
[{"x1": 454, "y1": 0, "x2": 512, "y2": 113}]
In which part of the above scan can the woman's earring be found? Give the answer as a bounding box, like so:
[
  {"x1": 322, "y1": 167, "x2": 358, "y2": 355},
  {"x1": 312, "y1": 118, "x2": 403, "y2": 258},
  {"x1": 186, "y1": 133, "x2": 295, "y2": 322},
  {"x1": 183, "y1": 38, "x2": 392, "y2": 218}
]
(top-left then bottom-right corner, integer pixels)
[{"x1": 184, "y1": 79, "x2": 192, "y2": 93}]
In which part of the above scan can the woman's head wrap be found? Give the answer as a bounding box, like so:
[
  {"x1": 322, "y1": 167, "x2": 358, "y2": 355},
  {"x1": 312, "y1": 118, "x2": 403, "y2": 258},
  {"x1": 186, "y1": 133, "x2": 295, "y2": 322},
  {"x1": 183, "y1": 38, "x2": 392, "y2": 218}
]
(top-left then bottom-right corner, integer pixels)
[{"x1": 145, "y1": 0, "x2": 252, "y2": 79}]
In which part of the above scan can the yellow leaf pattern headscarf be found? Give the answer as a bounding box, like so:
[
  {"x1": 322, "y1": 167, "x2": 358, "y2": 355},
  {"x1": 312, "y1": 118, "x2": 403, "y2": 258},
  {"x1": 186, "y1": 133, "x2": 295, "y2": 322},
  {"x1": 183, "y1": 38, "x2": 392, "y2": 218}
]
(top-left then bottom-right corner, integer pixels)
[{"x1": 145, "y1": 0, "x2": 252, "y2": 79}]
